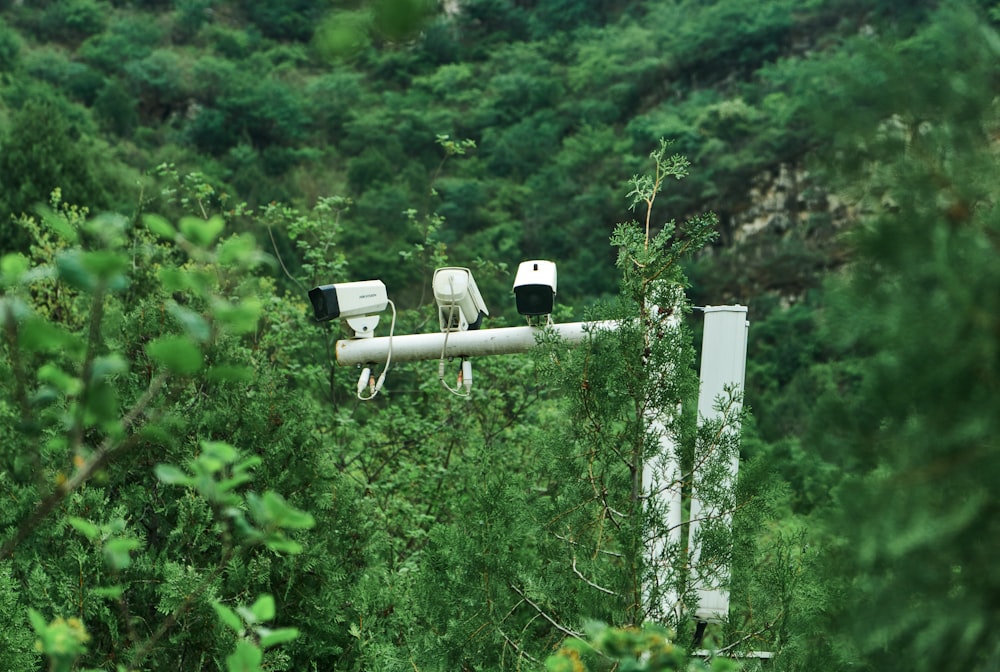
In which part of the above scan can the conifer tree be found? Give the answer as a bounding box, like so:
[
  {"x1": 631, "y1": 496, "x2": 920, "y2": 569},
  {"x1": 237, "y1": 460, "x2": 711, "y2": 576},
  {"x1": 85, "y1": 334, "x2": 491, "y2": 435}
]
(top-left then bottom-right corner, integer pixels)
[
  {"x1": 795, "y1": 6, "x2": 1000, "y2": 671},
  {"x1": 406, "y1": 141, "x2": 778, "y2": 669}
]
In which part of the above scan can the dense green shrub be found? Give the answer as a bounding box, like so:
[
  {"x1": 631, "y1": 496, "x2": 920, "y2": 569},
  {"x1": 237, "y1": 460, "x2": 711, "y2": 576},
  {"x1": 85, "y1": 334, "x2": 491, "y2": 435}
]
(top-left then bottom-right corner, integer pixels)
[{"x1": 0, "y1": 17, "x2": 22, "y2": 74}]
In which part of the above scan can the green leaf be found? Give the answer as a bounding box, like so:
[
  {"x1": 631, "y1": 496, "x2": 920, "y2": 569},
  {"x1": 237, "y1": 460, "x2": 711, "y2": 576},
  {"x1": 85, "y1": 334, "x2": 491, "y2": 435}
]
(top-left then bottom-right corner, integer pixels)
[
  {"x1": 180, "y1": 215, "x2": 225, "y2": 247},
  {"x1": 217, "y1": 233, "x2": 265, "y2": 267},
  {"x1": 56, "y1": 250, "x2": 129, "y2": 291},
  {"x1": 144, "y1": 213, "x2": 177, "y2": 240},
  {"x1": 157, "y1": 267, "x2": 192, "y2": 292},
  {"x1": 82, "y1": 250, "x2": 129, "y2": 287},
  {"x1": 37, "y1": 363, "x2": 82, "y2": 395},
  {"x1": 262, "y1": 537, "x2": 303, "y2": 554},
  {"x1": 212, "y1": 601, "x2": 243, "y2": 633},
  {"x1": 90, "y1": 354, "x2": 128, "y2": 382},
  {"x1": 261, "y1": 492, "x2": 316, "y2": 530},
  {"x1": 259, "y1": 626, "x2": 299, "y2": 649},
  {"x1": 217, "y1": 472, "x2": 254, "y2": 494},
  {"x1": 199, "y1": 440, "x2": 238, "y2": 468},
  {"x1": 27, "y1": 608, "x2": 48, "y2": 634},
  {"x1": 18, "y1": 317, "x2": 82, "y2": 354},
  {"x1": 67, "y1": 517, "x2": 101, "y2": 540},
  {"x1": 55, "y1": 250, "x2": 98, "y2": 292},
  {"x1": 248, "y1": 594, "x2": 275, "y2": 622},
  {"x1": 104, "y1": 538, "x2": 141, "y2": 570},
  {"x1": 212, "y1": 297, "x2": 262, "y2": 334},
  {"x1": 167, "y1": 301, "x2": 211, "y2": 342},
  {"x1": 146, "y1": 335, "x2": 203, "y2": 375},
  {"x1": 1, "y1": 253, "x2": 29, "y2": 285},
  {"x1": 225, "y1": 640, "x2": 263, "y2": 672},
  {"x1": 154, "y1": 464, "x2": 191, "y2": 486}
]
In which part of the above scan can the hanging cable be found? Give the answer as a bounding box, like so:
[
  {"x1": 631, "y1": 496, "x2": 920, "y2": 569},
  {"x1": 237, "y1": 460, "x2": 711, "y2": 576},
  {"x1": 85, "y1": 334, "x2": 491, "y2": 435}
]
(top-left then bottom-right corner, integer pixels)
[
  {"x1": 437, "y1": 275, "x2": 472, "y2": 397},
  {"x1": 357, "y1": 299, "x2": 396, "y2": 400}
]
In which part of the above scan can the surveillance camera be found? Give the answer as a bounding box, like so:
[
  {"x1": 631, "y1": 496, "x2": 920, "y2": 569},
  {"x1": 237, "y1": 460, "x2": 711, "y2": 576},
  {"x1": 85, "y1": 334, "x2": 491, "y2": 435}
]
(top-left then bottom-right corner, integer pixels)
[
  {"x1": 433, "y1": 267, "x2": 488, "y2": 332},
  {"x1": 513, "y1": 260, "x2": 557, "y2": 317},
  {"x1": 308, "y1": 280, "x2": 388, "y2": 338}
]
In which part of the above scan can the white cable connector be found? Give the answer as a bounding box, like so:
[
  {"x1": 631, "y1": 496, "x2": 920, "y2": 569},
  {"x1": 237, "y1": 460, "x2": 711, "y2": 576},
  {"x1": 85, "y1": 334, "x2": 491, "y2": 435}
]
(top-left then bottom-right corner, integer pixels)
[
  {"x1": 460, "y1": 359, "x2": 473, "y2": 395},
  {"x1": 356, "y1": 367, "x2": 372, "y2": 396}
]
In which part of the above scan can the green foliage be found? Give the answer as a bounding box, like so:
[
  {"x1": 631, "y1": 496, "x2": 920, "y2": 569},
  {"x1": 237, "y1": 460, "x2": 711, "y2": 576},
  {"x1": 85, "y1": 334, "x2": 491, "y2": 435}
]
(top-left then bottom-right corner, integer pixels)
[
  {"x1": 0, "y1": 100, "x2": 110, "y2": 251},
  {"x1": 0, "y1": 16, "x2": 22, "y2": 74},
  {"x1": 546, "y1": 622, "x2": 739, "y2": 672},
  {"x1": 0, "y1": 187, "x2": 323, "y2": 670},
  {"x1": 3, "y1": 2, "x2": 997, "y2": 670},
  {"x1": 39, "y1": 0, "x2": 109, "y2": 44}
]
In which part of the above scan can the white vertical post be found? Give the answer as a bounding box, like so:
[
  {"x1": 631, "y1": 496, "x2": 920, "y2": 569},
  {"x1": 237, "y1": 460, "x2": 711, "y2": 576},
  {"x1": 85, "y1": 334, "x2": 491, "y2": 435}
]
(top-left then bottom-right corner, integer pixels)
[
  {"x1": 687, "y1": 306, "x2": 749, "y2": 623},
  {"x1": 642, "y1": 311, "x2": 685, "y2": 623}
]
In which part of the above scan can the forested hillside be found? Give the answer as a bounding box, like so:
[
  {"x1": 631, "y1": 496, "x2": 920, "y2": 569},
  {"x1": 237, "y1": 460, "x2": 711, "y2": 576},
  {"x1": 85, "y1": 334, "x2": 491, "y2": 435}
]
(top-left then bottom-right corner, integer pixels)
[{"x1": 2, "y1": 0, "x2": 1000, "y2": 670}]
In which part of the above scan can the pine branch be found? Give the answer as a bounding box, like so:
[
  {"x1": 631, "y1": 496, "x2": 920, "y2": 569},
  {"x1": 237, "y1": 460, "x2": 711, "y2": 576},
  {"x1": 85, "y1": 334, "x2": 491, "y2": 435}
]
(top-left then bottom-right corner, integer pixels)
[
  {"x1": 571, "y1": 556, "x2": 617, "y2": 596},
  {"x1": 126, "y1": 545, "x2": 236, "y2": 670},
  {"x1": 508, "y1": 583, "x2": 586, "y2": 641}
]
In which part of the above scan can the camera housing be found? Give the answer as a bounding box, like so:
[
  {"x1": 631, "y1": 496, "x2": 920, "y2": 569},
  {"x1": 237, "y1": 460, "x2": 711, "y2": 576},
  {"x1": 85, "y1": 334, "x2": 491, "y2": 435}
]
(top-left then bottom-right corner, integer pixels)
[
  {"x1": 433, "y1": 267, "x2": 488, "y2": 332},
  {"x1": 513, "y1": 260, "x2": 557, "y2": 317},
  {"x1": 308, "y1": 280, "x2": 388, "y2": 338}
]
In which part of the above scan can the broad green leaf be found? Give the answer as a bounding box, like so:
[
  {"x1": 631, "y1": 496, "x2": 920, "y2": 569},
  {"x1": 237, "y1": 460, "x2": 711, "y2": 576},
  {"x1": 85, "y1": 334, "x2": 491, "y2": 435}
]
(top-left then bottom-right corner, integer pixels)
[
  {"x1": 180, "y1": 215, "x2": 225, "y2": 247},
  {"x1": 154, "y1": 464, "x2": 191, "y2": 486},
  {"x1": 37, "y1": 364, "x2": 82, "y2": 395},
  {"x1": 84, "y1": 213, "x2": 129, "y2": 247},
  {"x1": 56, "y1": 250, "x2": 129, "y2": 291},
  {"x1": 146, "y1": 335, "x2": 203, "y2": 375},
  {"x1": 157, "y1": 267, "x2": 192, "y2": 292},
  {"x1": 55, "y1": 250, "x2": 98, "y2": 292},
  {"x1": 213, "y1": 601, "x2": 243, "y2": 633},
  {"x1": 167, "y1": 301, "x2": 211, "y2": 342},
  {"x1": 90, "y1": 354, "x2": 128, "y2": 382},
  {"x1": 259, "y1": 492, "x2": 316, "y2": 530},
  {"x1": 248, "y1": 594, "x2": 275, "y2": 622},
  {"x1": 199, "y1": 440, "x2": 238, "y2": 467},
  {"x1": 1, "y1": 253, "x2": 29, "y2": 285},
  {"x1": 104, "y1": 538, "x2": 141, "y2": 570},
  {"x1": 27, "y1": 608, "x2": 48, "y2": 634},
  {"x1": 67, "y1": 517, "x2": 101, "y2": 540},
  {"x1": 81, "y1": 250, "x2": 129, "y2": 284},
  {"x1": 262, "y1": 537, "x2": 303, "y2": 554},
  {"x1": 212, "y1": 297, "x2": 262, "y2": 334},
  {"x1": 233, "y1": 456, "x2": 263, "y2": 474},
  {"x1": 259, "y1": 627, "x2": 299, "y2": 649},
  {"x1": 18, "y1": 316, "x2": 82, "y2": 354},
  {"x1": 217, "y1": 472, "x2": 253, "y2": 494},
  {"x1": 217, "y1": 233, "x2": 261, "y2": 267},
  {"x1": 143, "y1": 213, "x2": 177, "y2": 240},
  {"x1": 225, "y1": 640, "x2": 262, "y2": 672}
]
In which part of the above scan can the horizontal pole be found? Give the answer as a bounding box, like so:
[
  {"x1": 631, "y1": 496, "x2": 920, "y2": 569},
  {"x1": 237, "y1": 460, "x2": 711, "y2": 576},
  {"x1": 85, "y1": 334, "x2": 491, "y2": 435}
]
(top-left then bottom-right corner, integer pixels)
[{"x1": 335, "y1": 321, "x2": 616, "y2": 366}]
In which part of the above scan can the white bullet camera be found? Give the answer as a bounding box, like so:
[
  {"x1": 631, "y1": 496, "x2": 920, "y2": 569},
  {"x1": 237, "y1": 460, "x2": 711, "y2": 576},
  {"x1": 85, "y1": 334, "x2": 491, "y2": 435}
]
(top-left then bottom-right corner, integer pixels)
[
  {"x1": 513, "y1": 260, "x2": 557, "y2": 318},
  {"x1": 308, "y1": 279, "x2": 388, "y2": 338},
  {"x1": 433, "y1": 267, "x2": 488, "y2": 332}
]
